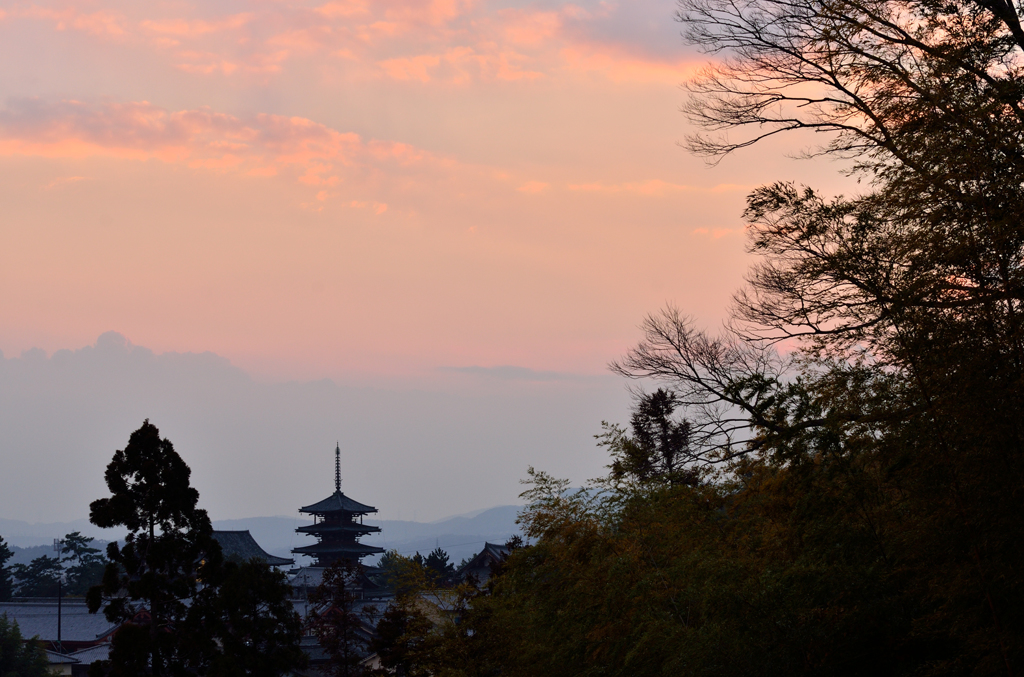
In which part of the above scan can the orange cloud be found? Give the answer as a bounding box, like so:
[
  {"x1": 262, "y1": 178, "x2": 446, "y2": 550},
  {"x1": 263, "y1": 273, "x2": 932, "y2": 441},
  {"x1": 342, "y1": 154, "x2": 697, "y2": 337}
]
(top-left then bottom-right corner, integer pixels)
[
  {"x1": 346, "y1": 199, "x2": 388, "y2": 214},
  {"x1": 4, "y1": 0, "x2": 701, "y2": 86},
  {"x1": 378, "y1": 54, "x2": 442, "y2": 82},
  {"x1": 316, "y1": 1, "x2": 371, "y2": 19},
  {"x1": 140, "y1": 13, "x2": 253, "y2": 38},
  {"x1": 0, "y1": 100, "x2": 444, "y2": 195},
  {"x1": 517, "y1": 181, "x2": 550, "y2": 194},
  {"x1": 378, "y1": 0, "x2": 478, "y2": 27},
  {"x1": 498, "y1": 8, "x2": 562, "y2": 46},
  {"x1": 17, "y1": 5, "x2": 127, "y2": 36}
]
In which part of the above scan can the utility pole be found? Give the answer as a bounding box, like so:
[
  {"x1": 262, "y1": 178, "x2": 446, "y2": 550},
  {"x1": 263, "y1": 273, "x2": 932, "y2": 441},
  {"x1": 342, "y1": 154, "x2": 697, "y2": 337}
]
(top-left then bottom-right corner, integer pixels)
[{"x1": 53, "y1": 538, "x2": 63, "y2": 654}]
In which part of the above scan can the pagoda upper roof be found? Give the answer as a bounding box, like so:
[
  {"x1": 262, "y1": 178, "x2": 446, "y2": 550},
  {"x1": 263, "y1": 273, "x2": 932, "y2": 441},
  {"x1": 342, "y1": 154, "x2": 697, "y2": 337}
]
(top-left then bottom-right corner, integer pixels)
[{"x1": 299, "y1": 490, "x2": 377, "y2": 515}]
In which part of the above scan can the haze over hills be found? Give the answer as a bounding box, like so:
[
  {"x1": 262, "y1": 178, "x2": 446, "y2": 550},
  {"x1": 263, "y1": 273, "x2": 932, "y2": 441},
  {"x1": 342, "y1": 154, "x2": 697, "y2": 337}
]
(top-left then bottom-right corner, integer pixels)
[
  {"x1": 0, "y1": 333, "x2": 630, "y2": 529},
  {"x1": 2, "y1": 505, "x2": 522, "y2": 568},
  {"x1": 214, "y1": 505, "x2": 522, "y2": 566}
]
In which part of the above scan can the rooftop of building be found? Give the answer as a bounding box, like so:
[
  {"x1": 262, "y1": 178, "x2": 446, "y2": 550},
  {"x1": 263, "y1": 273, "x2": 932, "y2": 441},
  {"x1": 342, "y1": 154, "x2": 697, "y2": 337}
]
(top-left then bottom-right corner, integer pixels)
[
  {"x1": 212, "y1": 529, "x2": 293, "y2": 567},
  {"x1": 0, "y1": 599, "x2": 118, "y2": 643}
]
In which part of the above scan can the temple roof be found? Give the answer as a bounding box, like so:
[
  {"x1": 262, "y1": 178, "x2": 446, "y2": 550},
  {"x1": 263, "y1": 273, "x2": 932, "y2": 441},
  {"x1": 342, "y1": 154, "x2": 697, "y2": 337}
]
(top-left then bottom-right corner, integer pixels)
[
  {"x1": 296, "y1": 523, "x2": 381, "y2": 535},
  {"x1": 292, "y1": 541, "x2": 385, "y2": 556},
  {"x1": 457, "y1": 542, "x2": 512, "y2": 584},
  {"x1": 0, "y1": 600, "x2": 118, "y2": 643},
  {"x1": 212, "y1": 530, "x2": 294, "y2": 567},
  {"x1": 299, "y1": 490, "x2": 377, "y2": 515}
]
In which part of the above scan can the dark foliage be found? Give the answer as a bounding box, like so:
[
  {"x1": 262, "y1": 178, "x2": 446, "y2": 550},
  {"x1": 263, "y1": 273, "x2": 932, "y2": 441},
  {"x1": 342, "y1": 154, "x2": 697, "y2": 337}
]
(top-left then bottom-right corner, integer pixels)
[
  {"x1": 0, "y1": 613, "x2": 49, "y2": 677},
  {"x1": 308, "y1": 560, "x2": 373, "y2": 677},
  {"x1": 0, "y1": 537, "x2": 12, "y2": 602},
  {"x1": 206, "y1": 558, "x2": 307, "y2": 677},
  {"x1": 87, "y1": 420, "x2": 221, "y2": 675},
  {"x1": 600, "y1": 388, "x2": 699, "y2": 487},
  {"x1": 7, "y1": 533, "x2": 107, "y2": 599},
  {"x1": 60, "y1": 532, "x2": 107, "y2": 596},
  {"x1": 370, "y1": 2, "x2": 1024, "y2": 674},
  {"x1": 10, "y1": 555, "x2": 62, "y2": 598},
  {"x1": 368, "y1": 552, "x2": 478, "y2": 677},
  {"x1": 372, "y1": 601, "x2": 436, "y2": 677},
  {"x1": 86, "y1": 421, "x2": 308, "y2": 676},
  {"x1": 422, "y1": 548, "x2": 454, "y2": 584}
]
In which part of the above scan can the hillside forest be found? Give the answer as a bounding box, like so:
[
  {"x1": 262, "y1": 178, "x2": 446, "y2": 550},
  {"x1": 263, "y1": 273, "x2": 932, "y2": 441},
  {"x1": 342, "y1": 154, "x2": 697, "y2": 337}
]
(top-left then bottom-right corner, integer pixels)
[{"x1": 426, "y1": 0, "x2": 1024, "y2": 674}]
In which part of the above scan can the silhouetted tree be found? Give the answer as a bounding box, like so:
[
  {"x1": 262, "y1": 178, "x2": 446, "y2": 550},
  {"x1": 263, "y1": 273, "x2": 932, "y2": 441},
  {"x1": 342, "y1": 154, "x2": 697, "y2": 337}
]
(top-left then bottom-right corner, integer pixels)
[
  {"x1": 9, "y1": 534, "x2": 108, "y2": 598},
  {"x1": 0, "y1": 537, "x2": 13, "y2": 602},
  {"x1": 87, "y1": 420, "x2": 221, "y2": 675},
  {"x1": 599, "y1": 389, "x2": 698, "y2": 488},
  {"x1": 10, "y1": 555, "x2": 62, "y2": 597},
  {"x1": 60, "y1": 532, "x2": 107, "y2": 596},
  {"x1": 423, "y1": 548, "x2": 454, "y2": 584}
]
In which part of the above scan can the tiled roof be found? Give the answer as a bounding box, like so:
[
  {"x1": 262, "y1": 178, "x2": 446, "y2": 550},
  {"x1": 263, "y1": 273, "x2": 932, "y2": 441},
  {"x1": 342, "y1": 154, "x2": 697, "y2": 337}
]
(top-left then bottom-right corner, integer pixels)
[
  {"x1": 212, "y1": 530, "x2": 293, "y2": 567},
  {"x1": 68, "y1": 643, "x2": 112, "y2": 663},
  {"x1": 298, "y1": 491, "x2": 377, "y2": 515},
  {"x1": 457, "y1": 542, "x2": 511, "y2": 583},
  {"x1": 288, "y1": 565, "x2": 391, "y2": 589},
  {"x1": 0, "y1": 601, "x2": 118, "y2": 643},
  {"x1": 45, "y1": 650, "x2": 79, "y2": 665}
]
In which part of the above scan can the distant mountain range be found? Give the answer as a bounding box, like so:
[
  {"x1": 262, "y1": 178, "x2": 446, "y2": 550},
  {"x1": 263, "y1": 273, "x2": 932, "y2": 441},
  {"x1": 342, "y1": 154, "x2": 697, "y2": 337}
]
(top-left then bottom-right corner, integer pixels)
[{"x1": 1, "y1": 505, "x2": 523, "y2": 568}]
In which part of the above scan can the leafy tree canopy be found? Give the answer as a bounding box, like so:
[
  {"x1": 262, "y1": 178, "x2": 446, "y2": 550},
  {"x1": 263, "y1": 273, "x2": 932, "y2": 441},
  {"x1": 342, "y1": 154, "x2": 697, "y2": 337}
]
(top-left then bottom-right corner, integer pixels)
[
  {"x1": 0, "y1": 614, "x2": 49, "y2": 677},
  {"x1": 403, "y1": 1, "x2": 1024, "y2": 674},
  {"x1": 205, "y1": 558, "x2": 307, "y2": 677},
  {"x1": 308, "y1": 560, "x2": 374, "y2": 677},
  {"x1": 59, "y1": 532, "x2": 107, "y2": 596},
  {"x1": 422, "y1": 548, "x2": 454, "y2": 584},
  {"x1": 9, "y1": 556, "x2": 62, "y2": 598}
]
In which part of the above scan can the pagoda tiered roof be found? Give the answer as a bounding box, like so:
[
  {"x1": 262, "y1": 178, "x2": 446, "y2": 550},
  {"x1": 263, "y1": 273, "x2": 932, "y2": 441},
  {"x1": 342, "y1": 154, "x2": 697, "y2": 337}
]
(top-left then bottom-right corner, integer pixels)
[
  {"x1": 293, "y1": 444, "x2": 383, "y2": 567},
  {"x1": 295, "y1": 522, "x2": 381, "y2": 535},
  {"x1": 299, "y1": 490, "x2": 377, "y2": 515},
  {"x1": 292, "y1": 541, "x2": 385, "y2": 557}
]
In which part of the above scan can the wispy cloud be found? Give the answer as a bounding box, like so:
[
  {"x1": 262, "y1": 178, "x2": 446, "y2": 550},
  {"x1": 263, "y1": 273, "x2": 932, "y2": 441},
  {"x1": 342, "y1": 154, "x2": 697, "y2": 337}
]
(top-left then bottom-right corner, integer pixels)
[
  {"x1": 0, "y1": 98, "x2": 450, "y2": 200},
  {"x1": 439, "y1": 365, "x2": 604, "y2": 382},
  {"x1": 516, "y1": 180, "x2": 550, "y2": 194},
  {"x1": 567, "y1": 180, "x2": 751, "y2": 196},
  {"x1": 14, "y1": 4, "x2": 128, "y2": 37},
  {"x1": 2, "y1": 0, "x2": 702, "y2": 84},
  {"x1": 691, "y1": 227, "x2": 743, "y2": 238},
  {"x1": 43, "y1": 175, "x2": 88, "y2": 190}
]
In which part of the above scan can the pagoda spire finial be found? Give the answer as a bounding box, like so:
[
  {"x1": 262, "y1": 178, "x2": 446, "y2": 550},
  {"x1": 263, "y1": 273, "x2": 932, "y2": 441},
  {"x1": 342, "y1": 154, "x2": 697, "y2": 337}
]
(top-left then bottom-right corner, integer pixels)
[{"x1": 335, "y1": 442, "x2": 341, "y2": 493}]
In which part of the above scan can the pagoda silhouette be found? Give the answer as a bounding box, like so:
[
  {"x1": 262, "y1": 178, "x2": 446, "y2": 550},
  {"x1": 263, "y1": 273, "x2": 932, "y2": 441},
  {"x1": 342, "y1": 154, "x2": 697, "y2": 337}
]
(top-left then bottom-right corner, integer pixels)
[{"x1": 292, "y1": 444, "x2": 383, "y2": 567}]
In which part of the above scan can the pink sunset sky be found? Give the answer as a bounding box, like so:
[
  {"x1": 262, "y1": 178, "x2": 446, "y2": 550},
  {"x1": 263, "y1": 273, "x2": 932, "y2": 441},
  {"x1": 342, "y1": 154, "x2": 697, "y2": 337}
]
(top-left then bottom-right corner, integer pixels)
[{"x1": 0, "y1": 0, "x2": 853, "y2": 524}]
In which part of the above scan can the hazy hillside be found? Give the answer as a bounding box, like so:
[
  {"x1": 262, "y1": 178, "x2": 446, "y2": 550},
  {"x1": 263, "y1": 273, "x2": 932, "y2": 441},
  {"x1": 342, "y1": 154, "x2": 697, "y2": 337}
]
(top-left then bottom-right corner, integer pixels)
[
  {"x1": 214, "y1": 505, "x2": 523, "y2": 566},
  {"x1": 0, "y1": 517, "x2": 126, "y2": 548},
  {"x1": 1, "y1": 505, "x2": 523, "y2": 568}
]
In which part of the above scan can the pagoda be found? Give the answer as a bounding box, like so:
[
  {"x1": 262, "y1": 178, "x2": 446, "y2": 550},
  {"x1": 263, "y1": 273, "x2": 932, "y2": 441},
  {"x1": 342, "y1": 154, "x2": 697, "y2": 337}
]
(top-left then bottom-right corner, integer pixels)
[{"x1": 292, "y1": 444, "x2": 384, "y2": 567}]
